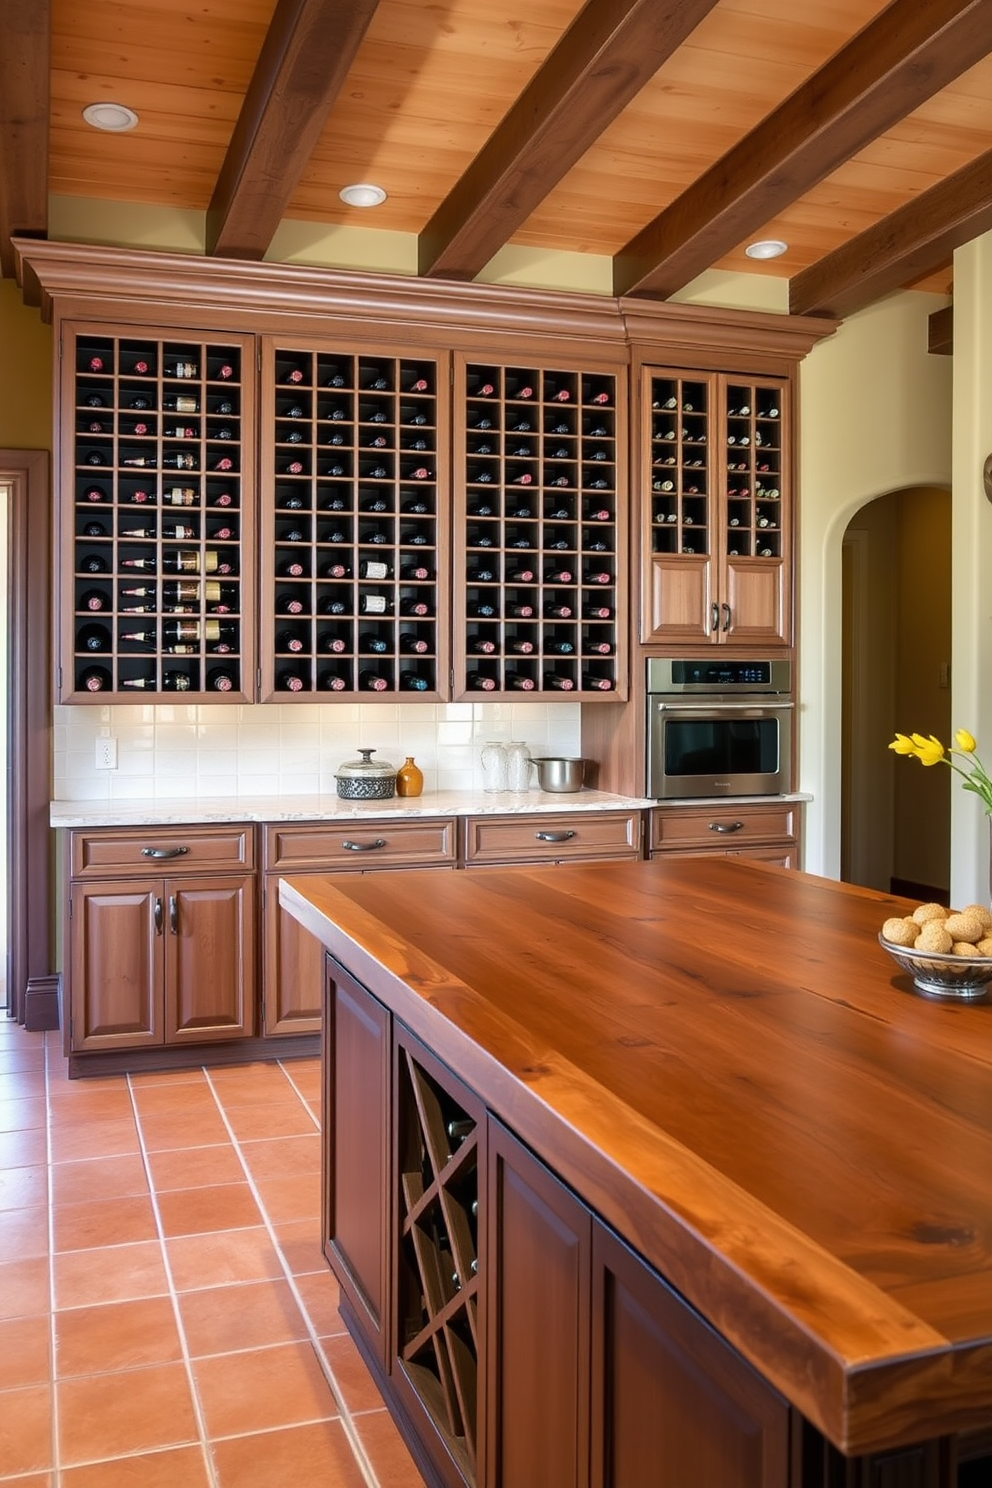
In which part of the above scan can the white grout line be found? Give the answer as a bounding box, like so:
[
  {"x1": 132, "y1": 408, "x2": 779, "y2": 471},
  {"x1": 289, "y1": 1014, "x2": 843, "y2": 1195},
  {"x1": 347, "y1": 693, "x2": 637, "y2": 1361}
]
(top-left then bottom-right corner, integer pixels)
[
  {"x1": 43, "y1": 1031, "x2": 62, "y2": 1488},
  {"x1": 201, "y1": 1060, "x2": 382, "y2": 1488}
]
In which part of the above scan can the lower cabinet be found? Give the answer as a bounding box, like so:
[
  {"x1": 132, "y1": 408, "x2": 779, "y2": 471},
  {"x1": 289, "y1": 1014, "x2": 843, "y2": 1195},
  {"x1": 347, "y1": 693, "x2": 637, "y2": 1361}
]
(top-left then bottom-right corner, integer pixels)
[
  {"x1": 462, "y1": 809, "x2": 642, "y2": 867},
  {"x1": 648, "y1": 802, "x2": 799, "y2": 869},
  {"x1": 68, "y1": 873, "x2": 254, "y2": 1051},
  {"x1": 322, "y1": 962, "x2": 792, "y2": 1488}
]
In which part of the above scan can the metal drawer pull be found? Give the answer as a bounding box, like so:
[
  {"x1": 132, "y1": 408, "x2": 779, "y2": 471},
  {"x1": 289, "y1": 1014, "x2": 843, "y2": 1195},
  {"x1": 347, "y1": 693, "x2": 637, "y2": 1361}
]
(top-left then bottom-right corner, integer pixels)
[
  {"x1": 535, "y1": 830, "x2": 576, "y2": 843},
  {"x1": 722, "y1": 602, "x2": 732, "y2": 632},
  {"x1": 141, "y1": 846, "x2": 189, "y2": 859},
  {"x1": 153, "y1": 897, "x2": 163, "y2": 934},
  {"x1": 711, "y1": 602, "x2": 719, "y2": 633},
  {"x1": 341, "y1": 838, "x2": 387, "y2": 852},
  {"x1": 169, "y1": 895, "x2": 178, "y2": 934},
  {"x1": 708, "y1": 821, "x2": 744, "y2": 834}
]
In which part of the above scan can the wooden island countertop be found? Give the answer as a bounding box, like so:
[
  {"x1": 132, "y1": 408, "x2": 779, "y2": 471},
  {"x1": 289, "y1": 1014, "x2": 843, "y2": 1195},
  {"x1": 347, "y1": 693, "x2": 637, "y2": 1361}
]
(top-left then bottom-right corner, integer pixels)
[{"x1": 280, "y1": 856, "x2": 992, "y2": 1460}]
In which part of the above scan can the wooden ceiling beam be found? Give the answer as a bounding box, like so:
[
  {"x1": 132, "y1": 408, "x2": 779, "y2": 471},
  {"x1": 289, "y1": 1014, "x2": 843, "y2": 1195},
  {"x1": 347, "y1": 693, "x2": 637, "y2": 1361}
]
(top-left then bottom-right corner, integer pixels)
[
  {"x1": 418, "y1": 0, "x2": 721, "y2": 282},
  {"x1": 0, "y1": 0, "x2": 50, "y2": 281},
  {"x1": 206, "y1": 0, "x2": 379, "y2": 260},
  {"x1": 613, "y1": 0, "x2": 992, "y2": 301},
  {"x1": 790, "y1": 147, "x2": 992, "y2": 320}
]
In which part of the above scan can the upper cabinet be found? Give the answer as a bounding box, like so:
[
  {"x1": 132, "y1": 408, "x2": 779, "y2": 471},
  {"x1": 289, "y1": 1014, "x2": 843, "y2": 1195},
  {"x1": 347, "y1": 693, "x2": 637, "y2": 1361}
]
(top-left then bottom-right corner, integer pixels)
[
  {"x1": 259, "y1": 338, "x2": 451, "y2": 701},
  {"x1": 640, "y1": 368, "x2": 791, "y2": 649},
  {"x1": 59, "y1": 323, "x2": 257, "y2": 701}
]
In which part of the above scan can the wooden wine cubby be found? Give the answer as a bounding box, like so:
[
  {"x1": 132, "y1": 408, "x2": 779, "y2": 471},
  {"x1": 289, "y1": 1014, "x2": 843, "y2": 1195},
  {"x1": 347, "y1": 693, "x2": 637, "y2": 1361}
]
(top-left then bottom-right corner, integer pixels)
[
  {"x1": 259, "y1": 340, "x2": 451, "y2": 699},
  {"x1": 395, "y1": 1036, "x2": 483, "y2": 1487},
  {"x1": 61, "y1": 325, "x2": 256, "y2": 701},
  {"x1": 453, "y1": 358, "x2": 627, "y2": 700}
]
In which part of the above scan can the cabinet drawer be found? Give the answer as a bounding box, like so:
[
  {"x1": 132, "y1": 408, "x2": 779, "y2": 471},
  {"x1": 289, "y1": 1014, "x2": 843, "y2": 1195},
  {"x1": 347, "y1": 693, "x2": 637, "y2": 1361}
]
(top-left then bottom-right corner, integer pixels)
[
  {"x1": 263, "y1": 818, "x2": 457, "y2": 871},
  {"x1": 463, "y1": 811, "x2": 641, "y2": 865},
  {"x1": 649, "y1": 805, "x2": 796, "y2": 852},
  {"x1": 70, "y1": 826, "x2": 255, "y2": 878}
]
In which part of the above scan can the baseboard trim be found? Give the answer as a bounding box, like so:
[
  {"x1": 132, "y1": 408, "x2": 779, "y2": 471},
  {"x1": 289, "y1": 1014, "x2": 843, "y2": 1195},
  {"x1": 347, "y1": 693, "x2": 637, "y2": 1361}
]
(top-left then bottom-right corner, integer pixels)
[
  {"x1": 23, "y1": 974, "x2": 61, "y2": 1032},
  {"x1": 66, "y1": 1031, "x2": 320, "y2": 1079}
]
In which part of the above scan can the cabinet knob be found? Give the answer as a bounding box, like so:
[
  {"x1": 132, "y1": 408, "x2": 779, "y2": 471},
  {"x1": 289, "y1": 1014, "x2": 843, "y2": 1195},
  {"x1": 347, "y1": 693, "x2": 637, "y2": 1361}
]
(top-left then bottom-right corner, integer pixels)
[
  {"x1": 141, "y1": 845, "x2": 189, "y2": 859},
  {"x1": 535, "y1": 830, "x2": 575, "y2": 843},
  {"x1": 341, "y1": 838, "x2": 387, "y2": 852},
  {"x1": 708, "y1": 821, "x2": 743, "y2": 834}
]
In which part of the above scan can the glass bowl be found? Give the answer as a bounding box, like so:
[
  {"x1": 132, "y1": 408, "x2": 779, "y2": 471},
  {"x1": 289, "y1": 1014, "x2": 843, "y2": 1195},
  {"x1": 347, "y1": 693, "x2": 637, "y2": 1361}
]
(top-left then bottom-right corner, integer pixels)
[{"x1": 878, "y1": 933, "x2": 992, "y2": 1001}]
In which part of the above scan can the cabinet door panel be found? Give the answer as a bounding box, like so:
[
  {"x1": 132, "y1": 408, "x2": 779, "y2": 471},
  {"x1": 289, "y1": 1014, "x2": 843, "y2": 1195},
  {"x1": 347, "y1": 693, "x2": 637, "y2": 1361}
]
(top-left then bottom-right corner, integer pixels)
[
  {"x1": 69, "y1": 883, "x2": 162, "y2": 1050},
  {"x1": 263, "y1": 882, "x2": 324, "y2": 1036},
  {"x1": 487, "y1": 1118, "x2": 591, "y2": 1488},
  {"x1": 645, "y1": 554, "x2": 712, "y2": 643},
  {"x1": 323, "y1": 957, "x2": 391, "y2": 1365},
  {"x1": 591, "y1": 1223, "x2": 790, "y2": 1488},
  {"x1": 724, "y1": 558, "x2": 789, "y2": 646},
  {"x1": 164, "y1": 876, "x2": 254, "y2": 1041}
]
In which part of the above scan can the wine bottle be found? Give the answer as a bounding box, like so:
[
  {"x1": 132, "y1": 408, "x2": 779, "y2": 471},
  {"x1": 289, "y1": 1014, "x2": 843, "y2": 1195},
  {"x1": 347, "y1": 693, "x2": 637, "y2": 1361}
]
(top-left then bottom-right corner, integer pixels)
[
  {"x1": 469, "y1": 636, "x2": 498, "y2": 655},
  {"x1": 276, "y1": 668, "x2": 306, "y2": 692},
  {"x1": 584, "y1": 640, "x2": 614, "y2": 656},
  {"x1": 84, "y1": 452, "x2": 106, "y2": 466},
  {"x1": 317, "y1": 630, "x2": 349, "y2": 653},
  {"x1": 77, "y1": 623, "x2": 111, "y2": 653},
  {"x1": 79, "y1": 588, "x2": 111, "y2": 612},
  {"x1": 357, "y1": 557, "x2": 391, "y2": 581},
  {"x1": 399, "y1": 596, "x2": 431, "y2": 617},
  {"x1": 583, "y1": 674, "x2": 614, "y2": 691},
  {"x1": 276, "y1": 629, "x2": 306, "y2": 654},
  {"x1": 163, "y1": 360, "x2": 198, "y2": 379},
  {"x1": 359, "y1": 633, "x2": 391, "y2": 654},
  {"x1": 317, "y1": 596, "x2": 348, "y2": 616},
  {"x1": 584, "y1": 569, "x2": 612, "y2": 585},
  {"x1": 506, "y1": 638, "x2": 535, "y2": 655},
  {"x1": 545, "y1": 640, "x2": 575, "y2": 655},
  {"x1": 544, "y1": 602, "x2": 573, "y2": 620},
  {"x1": 83, "y1": 485, "x2": 108, "y2": 503},
  {"x1": 506, "y1": 601, "x2": 534, "y2": 619},
  {"x1": 399, "y1": 633, "x2": 429, "y2": 654},
  {"x1": 585, "y1": 507, "x2": 612, "y2": 522},
  {"x1": 506, "y1": 671, "x2": 535, "y2": 691},
  {"x1": 400, "y1": 529, "x2": 430, "y2": 546},
  {"x1": 358, "y1": 593, "x2": 391, "y2": 616},
  {"x1": 84, "y1": 392, "x2": 105, "y2": 407},
  {"x1": 468, "y1": 600, "x2": 498, "y2": 618},
  {"x1": 163, "y1": 487, "x2": 198, "y2": 506},
  {"x1": 80, "y1": 554, "x2": 109, "y2": 574},
  {"x1": 209, "y1": 490, "x2": 234, "y2": 508},
  {"x1": 544, "y1": 674, "x2": 575, "y2": 690},
  {"x1": 317, "y1": 669, "x2": 348, "y2": 691},
  {"x1": 359, "y1": 669, "x2": 389, "y2": 691},
  {"x1": 120, "y1": 675, "x2": 160, "y2": 690},
  {"x1": 207, "y1": 666, "x2": 236, "y2": 692},
  {"x1": 466, "y1": 672, "x2": 497, "y2": 691},
  {"x1": 544, "y1": 566, "x2": 573, "y2": 584},
  {"x1": 399, "y1": 561, "x2": 432, "y2": 581},
  {"x1": 506, "y1": 565, "x2": 535, "y2": 583},
  {"x1": 321, "y1": 559, "x2": 350, "y2": 580},
  {"x1": 400, "y1": 673, "x2": 430, "y2": 691},
  {"x1": 165, "y1": 424, "x2": 196, "y2": 439},
  {"x1": 78, "y1": 666, "x2": 112, "y2": 692},
  {"x1": 359, "y1": 528, "x2": 390, "y2": 546},
  {"x1": 82, "y1": 520, "x2": 108, "y2": 538},
  {"x1": 468, "y1": 565, "x2": 497, "y2": 584},
  {"x1": 278, "y1": 557, "x2": 306, "y2": 578},
  {"x1": 163, "y1": 394, "x2": 199, "y2": 413}
]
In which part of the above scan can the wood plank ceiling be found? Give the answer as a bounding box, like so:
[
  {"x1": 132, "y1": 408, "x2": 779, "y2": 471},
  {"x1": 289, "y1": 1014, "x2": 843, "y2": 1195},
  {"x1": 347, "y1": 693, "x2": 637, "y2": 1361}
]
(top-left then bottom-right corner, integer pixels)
[{"x1": 3, "y1": 0, "x2": 992, "y2": 321}]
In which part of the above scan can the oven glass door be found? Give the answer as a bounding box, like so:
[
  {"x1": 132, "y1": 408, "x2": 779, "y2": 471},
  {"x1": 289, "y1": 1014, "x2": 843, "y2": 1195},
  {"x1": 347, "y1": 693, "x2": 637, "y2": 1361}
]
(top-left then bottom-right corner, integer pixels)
[{"x1": 648, "y1": 702, "x2": 791, "y2": 798}]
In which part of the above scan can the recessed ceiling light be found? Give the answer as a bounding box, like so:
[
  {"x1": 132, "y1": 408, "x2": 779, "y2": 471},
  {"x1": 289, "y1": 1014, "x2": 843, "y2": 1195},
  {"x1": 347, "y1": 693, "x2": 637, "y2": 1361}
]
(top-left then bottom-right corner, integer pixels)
[
  {"x1": 82, "y1": 102, "x2": 139, "y2": 132},
  {"x1": 745, "y1": 239, "x2": 788, "y2": 261},
  {"x1": 339, "y1": 183, "x2": 387, "y2": 208}
]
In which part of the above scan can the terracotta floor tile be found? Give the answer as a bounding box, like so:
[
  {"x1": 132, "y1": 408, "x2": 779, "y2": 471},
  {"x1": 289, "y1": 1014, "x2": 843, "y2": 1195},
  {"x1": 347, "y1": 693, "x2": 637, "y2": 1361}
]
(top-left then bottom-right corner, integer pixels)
[
  {"x1": 353, "y1": 1408, "x2": 428, "y2": 1488},
  {"x1": 54, "y1": 1241, "x2": 169, "y2": 1310},
  {"x1": 0, "y1": 1255, "x2": 51, "y2": 1321},
  {"x1": 294, "y1": 1267, "x2": 344, "y2": 1337},
  {"x1": 0, "y1": 1126, "x2": 48, "y2": 1169},
  {"x1": 60, "y1": 1444, "x2": 212, "y2": 1488},
  {"x1": 253, "y1": 1172, "x2": 321, "y2": 1226},
  {"x1": 156, "y1": 1181, "x2": 262, "y2": 1238},
  {"x1": 272, "y1": 1218, "x2": 329, "y2": 1276},
  {"x1": 211, "y1": 1419, "x2": 368, "y2": 1488},
  {"x1": 279, "y1": 1065, "x2": 322, "y2": 1101},
  {"x1": 55, "y1": 1295, "x2": 183, "y2": 1378},
  {"x1": 138, "y1": 1106, "x2": 233, "y2": 1152},
  {"x1": 48, "y1": 1087, "x2": 136, "y2": 1123},
  {"x1": 128, "y1": 1067, "x2": 208, "y2": 1089},
  {"x1": 0, "y1": 1382, "x2": 53, "y2": 1475},
  {"x1": 239, "y1": 1133, "x2": 321, "y2": 1180},
  {"x1": 222, "y1": 1102, "x2": 319, "y2": 1141},
  {"x1": 166, "y1": 1227, "x2": 285, "y2": 1291},
  {"x1": 0, "y1": 1163, "x2": 48, "y2": 1212},
  {"x1": 0, "y1": 1048, "x2": 46, "y2": 1073},
  {"x1": 193, "y1": 1340, "x2": 338, "y2": 1438},
  {"x1": 52, "y1": 1193, "x2": 158, "y2": 1255},
  {"x1": 57, "y1": 1362, "x2": 200, "y2": 1466},
  {"x1": 209, "y1": 1062, "x2": 301, "y2": 1096},
  {"x1": 178, "y1": 1277, "x2": 310, "y2": 1356},
  {"x1": 0, "y1": 1096, "x2": 48, "y2": 1132},
  {"x1": 49, "y1": 1117, "x2": 140, "y2": 1164},
  {"x1": 130, "y1": 1084, "x2": 222, "y2": 1119},
  {"x1": 319, "y1": 1330, "x2": 385, "y2": 1415},
  {"x1": 0, "y1": 1203, "x2": 50, "y2": 1261},
  {"x1": 51, "y1": 1154, "x2": 150, "y2": 1207},
  {"x1": 147, "y1": 1143, "x2": 244, "y2": 1192},
  {"x1": 0, "y1": 1314, "x2": 52, "y2": 1389},
  {"x1": 0, "y1": 1475, "x2": 52, "y2": 1487},
  {"x1": 0, "y1": 1070, "x2": 47, "y2": 1100}
]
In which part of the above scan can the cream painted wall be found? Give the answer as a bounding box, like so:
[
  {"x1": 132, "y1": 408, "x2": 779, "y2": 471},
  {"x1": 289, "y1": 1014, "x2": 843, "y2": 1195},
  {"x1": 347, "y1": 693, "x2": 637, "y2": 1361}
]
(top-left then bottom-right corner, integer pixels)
[{"x1": 799, "y1": 292, "x2": 952, "y2": 881}]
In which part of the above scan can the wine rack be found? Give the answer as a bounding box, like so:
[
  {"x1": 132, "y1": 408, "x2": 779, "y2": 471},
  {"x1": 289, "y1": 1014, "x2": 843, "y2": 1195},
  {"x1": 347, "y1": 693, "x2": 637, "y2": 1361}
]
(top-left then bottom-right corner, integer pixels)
[
  {"x1": 260, "y1": 342, "x2": 450, "y2": 698},
  {"x1": 62, "y1": 327, "x2": 255, "y2": 701},
  {"x1": 724, "y1": 380, "x2": 785, "y2": 562},
  {"x1": 396, "y1": 1040, "x2": 481, "y2": 1486},
  {"x1": 454, "y1": 359, "x2": 626, "y2": 699},
  {"x1": 648, "y1": 374, "x2": 711, "y2": 559}
]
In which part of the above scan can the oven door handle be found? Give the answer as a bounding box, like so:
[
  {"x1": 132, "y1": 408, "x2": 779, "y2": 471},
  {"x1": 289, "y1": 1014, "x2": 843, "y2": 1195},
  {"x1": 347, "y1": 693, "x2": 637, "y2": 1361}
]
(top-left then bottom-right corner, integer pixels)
[{"x1": 653, "y1": 701, "x2": 794, "y2": 712}]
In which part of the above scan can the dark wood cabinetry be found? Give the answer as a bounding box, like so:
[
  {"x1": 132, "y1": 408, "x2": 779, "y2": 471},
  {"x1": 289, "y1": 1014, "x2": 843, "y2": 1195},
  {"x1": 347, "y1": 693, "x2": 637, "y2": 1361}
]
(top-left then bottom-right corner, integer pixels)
[
  {"x1": 648, "y1": 802, "x2": 800, "y2": 868},
  {"x1": 59, "y1": 324, "x2": 256, "y2": 701},
  {"x1": 641, "y1": 369, "x2": 791, "y2": 648}
]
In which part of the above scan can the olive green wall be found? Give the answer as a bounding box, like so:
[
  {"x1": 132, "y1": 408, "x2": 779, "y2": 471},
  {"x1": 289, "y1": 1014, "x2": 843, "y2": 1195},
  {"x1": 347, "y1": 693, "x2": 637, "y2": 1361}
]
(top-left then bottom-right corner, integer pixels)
[{"x1": 0, "y1": 281, "x2": 53, "y2": 453}]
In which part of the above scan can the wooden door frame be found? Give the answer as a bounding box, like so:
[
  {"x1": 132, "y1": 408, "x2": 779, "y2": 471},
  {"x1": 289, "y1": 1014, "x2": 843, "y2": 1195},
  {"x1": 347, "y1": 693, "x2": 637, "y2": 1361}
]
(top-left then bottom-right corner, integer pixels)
[{"x1": 3, "y1": 449, "x2": 55, "y2": 1027}]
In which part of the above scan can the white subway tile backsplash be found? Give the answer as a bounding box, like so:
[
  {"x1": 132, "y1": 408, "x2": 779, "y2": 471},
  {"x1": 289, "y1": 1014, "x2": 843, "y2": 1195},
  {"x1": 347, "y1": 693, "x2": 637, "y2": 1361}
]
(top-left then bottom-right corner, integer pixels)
[{"x1": 52, "y1": 700, "x2": 582, "y2": 802}]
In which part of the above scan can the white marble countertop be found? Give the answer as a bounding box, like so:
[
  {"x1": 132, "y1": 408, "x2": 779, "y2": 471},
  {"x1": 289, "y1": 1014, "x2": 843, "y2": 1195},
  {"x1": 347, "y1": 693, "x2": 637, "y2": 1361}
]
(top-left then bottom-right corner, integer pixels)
[{"x1": 50, "y1": 787, "x2": 654, "y2": 829}]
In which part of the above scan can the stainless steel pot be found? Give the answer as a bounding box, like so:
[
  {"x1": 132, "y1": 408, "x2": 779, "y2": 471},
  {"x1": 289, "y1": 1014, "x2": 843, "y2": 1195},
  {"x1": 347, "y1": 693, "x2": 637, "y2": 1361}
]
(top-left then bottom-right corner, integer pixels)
[{"x1": 530, "y1": 756, "x2": 586, "y2": 793}]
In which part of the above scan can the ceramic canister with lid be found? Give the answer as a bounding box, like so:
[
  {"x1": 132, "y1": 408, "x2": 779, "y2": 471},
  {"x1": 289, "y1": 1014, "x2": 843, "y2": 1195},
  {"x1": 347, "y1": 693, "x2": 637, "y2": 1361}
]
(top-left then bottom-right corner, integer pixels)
[{"x1": 335, "y1": 748, "x2": 397, "y2": 800}]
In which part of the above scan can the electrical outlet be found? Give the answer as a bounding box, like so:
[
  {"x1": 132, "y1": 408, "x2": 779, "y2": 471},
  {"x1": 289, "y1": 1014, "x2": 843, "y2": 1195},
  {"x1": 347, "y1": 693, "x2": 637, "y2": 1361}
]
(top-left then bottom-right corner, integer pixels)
[{"x1": 95, "y1": 737, "x2": 118, "y2": 770}]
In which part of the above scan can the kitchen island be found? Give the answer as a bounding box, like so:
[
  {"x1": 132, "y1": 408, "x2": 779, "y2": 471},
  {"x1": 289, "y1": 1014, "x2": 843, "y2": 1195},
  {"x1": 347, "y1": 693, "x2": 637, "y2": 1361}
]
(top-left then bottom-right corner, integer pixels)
[{"x1": 281, "y1": 856, "x2": 992, "y2": 1488}]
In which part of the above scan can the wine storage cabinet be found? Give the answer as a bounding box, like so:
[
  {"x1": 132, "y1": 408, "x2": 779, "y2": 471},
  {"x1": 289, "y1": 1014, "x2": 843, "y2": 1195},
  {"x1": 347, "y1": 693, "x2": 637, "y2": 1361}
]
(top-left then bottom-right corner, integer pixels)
[
  {"x1": 60, "y1": 325, "x2": 256, "y2": 701},
  {"x1": 454, "y1": 357, "x2": 627, "y2": 700},
  {"x1": 260, "y1": 340, "x2": 450, "y2": 699},
  {"x1": 642, "y1": 368, "x2": 791, "y2": 648}
]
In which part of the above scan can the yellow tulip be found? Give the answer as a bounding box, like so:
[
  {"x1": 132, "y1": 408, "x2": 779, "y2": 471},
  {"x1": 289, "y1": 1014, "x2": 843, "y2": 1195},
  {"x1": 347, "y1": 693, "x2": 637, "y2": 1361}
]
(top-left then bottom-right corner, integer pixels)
[
  {"x1": 955, "y1": 729, "x2": 977, "y2": 753},
  {"x1": 915, "y1": 735, "x2": 946, "y2": 766},
  {"x1": 888, "y1": 733, "x2": 917, "y2": 755}
]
